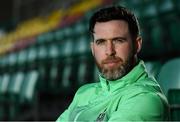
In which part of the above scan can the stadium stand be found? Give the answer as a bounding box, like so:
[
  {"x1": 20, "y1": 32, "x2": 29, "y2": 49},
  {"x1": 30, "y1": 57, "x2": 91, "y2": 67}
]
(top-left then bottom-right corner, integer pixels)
[
  {"x1": 0, "y1": 0, "x2": 180, "y2": 120},
  {"x1": 157, "y1": 58, "x2": 180, "y2": 121}
]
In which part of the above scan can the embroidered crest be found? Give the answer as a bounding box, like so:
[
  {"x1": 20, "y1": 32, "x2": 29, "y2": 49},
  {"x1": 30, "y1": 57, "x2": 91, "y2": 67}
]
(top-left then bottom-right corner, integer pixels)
[{"x1": 96, "y1": 108, "x2": 107, "y2": 122}]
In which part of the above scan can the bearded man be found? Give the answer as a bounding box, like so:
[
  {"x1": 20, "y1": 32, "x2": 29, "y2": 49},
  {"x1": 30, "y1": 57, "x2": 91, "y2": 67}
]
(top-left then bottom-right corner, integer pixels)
[{"x1": 56, "y1": 6, "x2": 169, "y2": 121}]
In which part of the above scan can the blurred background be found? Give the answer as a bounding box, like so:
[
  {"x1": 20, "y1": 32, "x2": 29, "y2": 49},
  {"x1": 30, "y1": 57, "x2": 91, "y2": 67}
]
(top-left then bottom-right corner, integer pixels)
[{"x1": 0, "y1": 0, "x2": 180, "y2": 121}]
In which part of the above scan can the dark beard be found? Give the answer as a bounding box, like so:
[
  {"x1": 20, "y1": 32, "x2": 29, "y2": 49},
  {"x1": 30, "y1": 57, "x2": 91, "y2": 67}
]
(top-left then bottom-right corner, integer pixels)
[{"x1": 95, "y1": 54, "x2": 134, "y2": 81}]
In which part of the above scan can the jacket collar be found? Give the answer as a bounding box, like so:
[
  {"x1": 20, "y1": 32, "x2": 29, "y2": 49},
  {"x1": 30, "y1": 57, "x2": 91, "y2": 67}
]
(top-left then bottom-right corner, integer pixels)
[{"x1": 99, "y1": 60, "x2": 147, "y2": 93}]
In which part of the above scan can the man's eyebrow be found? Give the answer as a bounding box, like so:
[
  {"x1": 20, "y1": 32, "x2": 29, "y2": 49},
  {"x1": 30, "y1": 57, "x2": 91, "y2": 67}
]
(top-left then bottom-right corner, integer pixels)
[
  {"x1": 94, "y1": 36, "x2": 127, "y2": 42},
  {"x1": 94, "y1": 38, "x2": 106, "y2": 42},
  {"x1": 111, "y1": 37, "x2": 127, "y2": 41}
]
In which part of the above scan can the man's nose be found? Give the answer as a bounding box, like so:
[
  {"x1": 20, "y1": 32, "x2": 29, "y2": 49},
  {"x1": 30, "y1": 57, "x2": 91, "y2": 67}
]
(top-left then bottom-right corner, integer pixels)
[{"x1": 105, "y1": 41, "x2": 116, "y2": 56}]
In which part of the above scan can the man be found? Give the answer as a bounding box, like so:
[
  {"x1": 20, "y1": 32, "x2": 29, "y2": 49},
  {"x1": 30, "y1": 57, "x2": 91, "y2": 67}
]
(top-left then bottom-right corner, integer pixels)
[{"x1": 56, "y1": 6, "x2": 169, "y2": 121}]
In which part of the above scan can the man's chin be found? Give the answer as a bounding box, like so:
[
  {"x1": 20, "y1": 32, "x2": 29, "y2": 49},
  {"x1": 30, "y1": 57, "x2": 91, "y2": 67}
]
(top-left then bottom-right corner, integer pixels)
[
  {"x1": 104, "y1": 63, "x2": 119, "y2": 69},
  {"x1": 101, "y1": 68, "x2": 124, "y2": 81},
  {"x1": 103, "y1": 63, "x2": 121, "y2": 70},
  {"x1": 103, "y1": 62, "x2": 122, "y2": 70},
  {"x1": 103, "y1": 74, "x2": 121, "y2": 81}
]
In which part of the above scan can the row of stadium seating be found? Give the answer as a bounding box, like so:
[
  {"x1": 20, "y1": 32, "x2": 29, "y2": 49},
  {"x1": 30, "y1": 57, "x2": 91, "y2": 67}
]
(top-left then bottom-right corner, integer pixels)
[
  {"x1": 0, "y1": 34, "x2": 91, "y2": 73},
  {"x1": 0, "y1": 3, "x2": 100, "y2": 120},
  {"x1": 0, "y1": 0, "x2": 180, "y2": 120},
  {"x1": 0, "y1": 56, "x2": 180, "y2": 120},
  {"x1": 35, "y1": 17, "x2": 89, "y2": 45},
  {"x1": 145, "y1": 58, "x2": 180, "y2": 120},
  {"x1": 0, "y1": 70, "x2": 39, "y2": 120},
  {"x1": 118, "y1": 0, "x2": 180, "y2": 58},
  {"x1": 37, "y1": 56, "x2": 98, "y2": 93},
  {"x1": 0, "y1": 14, "x2": 180, "y2": 73},
  {"x1": 0, "y1": 55, "x2": 99, "y2": 120},
  {"x1": 119, "y1": 0, "x2": 180, "y2": 17}
]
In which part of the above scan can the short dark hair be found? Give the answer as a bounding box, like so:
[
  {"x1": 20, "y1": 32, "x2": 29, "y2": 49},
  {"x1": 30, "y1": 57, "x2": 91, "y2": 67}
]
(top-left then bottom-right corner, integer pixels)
[{"x1": 89, "y1": 6, "x2": 140, "y2": 40}]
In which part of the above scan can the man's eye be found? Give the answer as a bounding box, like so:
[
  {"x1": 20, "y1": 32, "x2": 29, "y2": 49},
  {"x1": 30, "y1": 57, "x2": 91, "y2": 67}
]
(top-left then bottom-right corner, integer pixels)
[
  {"x1": 96, "y1": 39, "x2": 105, "y2": 45},
  {"x1": 113, "y1": 39, "x2": 125, "y2": 43}
]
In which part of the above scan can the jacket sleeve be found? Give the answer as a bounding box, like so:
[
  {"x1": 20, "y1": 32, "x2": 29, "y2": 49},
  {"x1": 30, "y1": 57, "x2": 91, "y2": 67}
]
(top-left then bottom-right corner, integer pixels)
[
  {"x1": 56, "y1": 109, "x2": 69, "y2": 122},
  {"x1": 108, "y1": 92, "x2": 169, "y2": 121},
  {"x1": 56, "y1": 92, "x2": 79, "y2": 122}
]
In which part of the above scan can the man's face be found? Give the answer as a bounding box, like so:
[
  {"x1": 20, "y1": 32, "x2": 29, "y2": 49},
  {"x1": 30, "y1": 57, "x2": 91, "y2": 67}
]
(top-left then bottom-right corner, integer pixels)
[{"x1": 91, "y1": 20, "x2": 141, "y2": 80}]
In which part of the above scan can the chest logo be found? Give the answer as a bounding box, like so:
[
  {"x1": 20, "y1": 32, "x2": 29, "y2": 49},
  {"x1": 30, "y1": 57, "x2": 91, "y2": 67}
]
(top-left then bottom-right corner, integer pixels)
[{"x1": 96, "y1": 108, "x2": 107, "y2": 122}]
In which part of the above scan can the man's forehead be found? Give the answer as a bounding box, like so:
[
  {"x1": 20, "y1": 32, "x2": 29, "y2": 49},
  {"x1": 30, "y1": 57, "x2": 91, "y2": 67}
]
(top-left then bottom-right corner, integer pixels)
[
  {"x1": 94, "y1": 20, "x2": 129, "y2": 29},
  {"x1": 94, "y1": 20, "x2": 129, "y2": 34}
]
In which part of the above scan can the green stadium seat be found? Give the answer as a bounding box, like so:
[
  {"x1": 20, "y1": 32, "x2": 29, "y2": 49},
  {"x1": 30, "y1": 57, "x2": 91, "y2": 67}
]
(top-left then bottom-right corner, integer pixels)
[
  {"x1": 141, "y1": 0, "x2": 158, "y2": 19},
  {"x1": 8, "y1": 52, "x2": 17, "y2": 68},
  {"x1": 0, "y1": 75, "x2": 3, "y2": 120},
  {"x1": 36, "y1": 35, "x2": 46, "y2": 45},
  {"x1": 77, "y1": 56, "x2": 87, "y2": 86},
  {"x1": 61, "y1": 58, "x2": 72, "y2": 89},
  {"x1": 36, "y1": 63, "x2": 47, "y2": 92},
  {"x1": 62, "y1": 39, "x2": 73, "y2": 57},
  {"x1": 0, "y1": 55, "x2": 9, "y2": 69},
  {"x1": 156, "y1": 58, "x2": 180, "y2": 121},
  {"x1": 77, "y1": 56, "x2": 94, "y2": 86},
  {"x1": 36, "y1": 32, "x2": 54, "y2": 44},
  {"x1": 157, "y1": 58, "x2": 180, "y2": 96},
  {"x1": 0, "y1": 73, "x2": 11, "y2": 120},
  {"x1": 173, "y1": 0, "x2": 180, "y2": 13},
  {"x1": 37, "y1": 45, "x2": 48, "y2": 61},
  {"x1": 117, "y1": 0, "x2": 144, "y2": 18},
  {"x1": 169, "y1": 20, "x2": 180, "y2": 51},
  {"x1": 36, "y1": 35, "x2": 45, "y2": 44},
  {"x1": 93, "y1": 64, "x2": 99, "y2": 82},
  {"x1": 8, "y1": 72, "x2": 24, "y2": 95},
  {"x1": 48, "y1": 44, "x2": 59, "y2": 59},
  {"x1": 73, "y1": 20, "x2": 88, "y2": 35},
  {"x1": 63, "y1": 27, "x2": 73, "y2": 38},
  {"x1": 54, "y1": 29, "x2": 64, "y2": 42},
  {"x1": 117, "y1": 0, "x2": 128, "y2": 8},
  {"x1": 149, "y1": 20, "x2": 165, "y2": 55},
  {"x1": 44, "y1": 32, "x2": 54, "y2": 43},
  {"x1": 75, "y1": 35, "x2": 90, "y2": 55},
  {"x1": 0, "y1": 56, "x2": 3, "y2": 66},
  {"x1": 8, "y1": 72, "x2": 24, "y2": 120},
  {"x1": 158, "y1": 0, "x2": 174, "y2": 15},
  {"x1": 168, "y1": 89, "x2": 180, "y2": 105},
  {"x1": 0, "y1": 70, "x2": 39, "y2": 120},
  {"x1": 17, "y1": 49, "x2": 28, "y2": 68},
  {"x1": 118, "y1": 0, "x2": 141, "y2": 9},
  {"x1": 27, "y1": 46, "x2": 38, "y2": 65},
  {"x1": 20, "y1": 70, "x2": 39, "y2": 103},
  {"x1": 49, "y1": 62, "x2": 59, "y2": 90},
  {"x1": 168, "y1": 89, "x2": 180, "y2": 121},
  {"x1": 0, "y1": 56, "x2": 4, "y2": 72},
  {"x1": 145, "y1": 61, "x2": 162, "y2": 79},
  {"x1": 57, "y1": 43, "x2": 63, "y2": 57},
  {"x1": 20, "y1": 70, "x2": 39, "y2": 120},
  {"x1": 0, "y1": 74, "x2": 10, "y2": 94},
  {"x1": 84, "y1": 9, "x2": 94, "y2": 21},
  {"x1": 140, "y1": 18, "x2": 165, "y2": 58}
]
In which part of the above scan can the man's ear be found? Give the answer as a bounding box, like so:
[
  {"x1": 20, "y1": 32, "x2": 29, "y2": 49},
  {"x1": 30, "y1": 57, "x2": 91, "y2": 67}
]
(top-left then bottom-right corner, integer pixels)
[
  {"x1": 135, "y1": 36, "x2": 142, "y2": 53},
  {"x1": 90, "y1": 42, "x2": 94, "y2": 56}
]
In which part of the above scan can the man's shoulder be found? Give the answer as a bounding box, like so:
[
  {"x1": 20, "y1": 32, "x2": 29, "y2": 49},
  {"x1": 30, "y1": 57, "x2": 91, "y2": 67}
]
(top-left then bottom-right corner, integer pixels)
[
  {"x1": 130, "y1": 82, "x2": 160, "y2": 95},
  {"x1": 121, "y1": 79, "x2": 168, "y2": 108},
  {"x1": 76, "y1": 82, "x2": 101, "y2": 96},
  {"x1": 72, "y1": 82, "x2": 101, "y2": 105}
]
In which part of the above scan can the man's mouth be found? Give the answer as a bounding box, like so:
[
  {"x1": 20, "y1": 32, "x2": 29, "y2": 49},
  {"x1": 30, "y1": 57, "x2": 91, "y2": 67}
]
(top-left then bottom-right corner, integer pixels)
[
  {"x1": 103, "y1": 60, "x2": 120, "y2": 64},
  {"x1": 102, "y1": 59, "x2": 121, "y2": 68}
]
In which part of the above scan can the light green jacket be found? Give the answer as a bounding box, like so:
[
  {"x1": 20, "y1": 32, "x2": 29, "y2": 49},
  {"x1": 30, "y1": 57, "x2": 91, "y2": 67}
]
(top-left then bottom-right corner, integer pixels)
[{"x1": 57, "y1": 60, "x2": 169, "y2": 121}]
